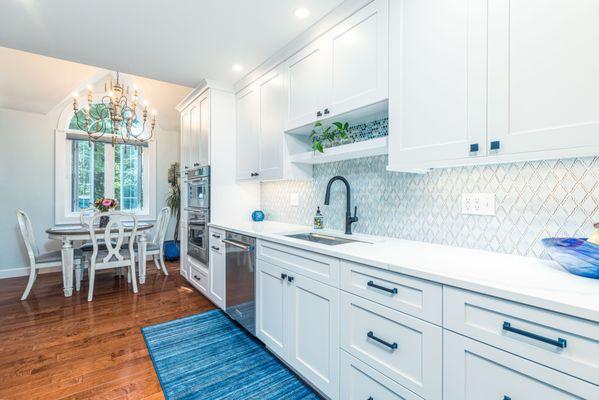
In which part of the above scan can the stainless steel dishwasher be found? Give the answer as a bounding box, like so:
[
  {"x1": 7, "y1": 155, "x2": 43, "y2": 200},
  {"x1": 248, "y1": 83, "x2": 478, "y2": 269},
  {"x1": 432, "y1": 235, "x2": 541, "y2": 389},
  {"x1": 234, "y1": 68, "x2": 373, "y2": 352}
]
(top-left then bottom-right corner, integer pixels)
[{"x1": 222, "y1": 231, "x2": 256, "y2": 335}]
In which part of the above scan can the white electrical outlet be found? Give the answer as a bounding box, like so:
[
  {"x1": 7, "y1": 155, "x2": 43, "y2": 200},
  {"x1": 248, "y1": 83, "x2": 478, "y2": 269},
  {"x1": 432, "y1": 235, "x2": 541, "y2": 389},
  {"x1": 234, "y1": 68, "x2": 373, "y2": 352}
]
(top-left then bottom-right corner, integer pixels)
[
  {"x1": 290, "y1": 193, "x2": 299, "y2": 207},
  {"x1": 461, "y1": 193, "x2": 496, "y2": 216}
]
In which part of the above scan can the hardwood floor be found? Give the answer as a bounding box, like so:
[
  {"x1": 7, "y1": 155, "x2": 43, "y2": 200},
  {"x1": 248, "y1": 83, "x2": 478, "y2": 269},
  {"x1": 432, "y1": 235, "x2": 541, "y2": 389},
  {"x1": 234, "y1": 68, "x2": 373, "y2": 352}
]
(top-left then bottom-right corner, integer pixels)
[{"x1": 0, "y1": 262, "x2": 215, "y2": 400}]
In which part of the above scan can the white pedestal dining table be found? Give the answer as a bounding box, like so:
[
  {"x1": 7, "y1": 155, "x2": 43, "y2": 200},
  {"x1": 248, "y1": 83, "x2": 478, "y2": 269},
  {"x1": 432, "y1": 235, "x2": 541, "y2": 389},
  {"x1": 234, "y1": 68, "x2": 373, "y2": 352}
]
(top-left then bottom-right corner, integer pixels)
[{"x1": 46, "y1": 223, "x2": 154, "y2": 297}]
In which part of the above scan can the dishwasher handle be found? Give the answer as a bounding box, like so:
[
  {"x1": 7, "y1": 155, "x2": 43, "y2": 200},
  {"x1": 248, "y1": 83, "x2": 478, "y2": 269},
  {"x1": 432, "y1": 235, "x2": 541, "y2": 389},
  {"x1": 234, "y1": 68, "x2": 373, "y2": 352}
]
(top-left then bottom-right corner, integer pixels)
[{"x1": 223, "y1": 239, "x2": 252, "y2": 251}]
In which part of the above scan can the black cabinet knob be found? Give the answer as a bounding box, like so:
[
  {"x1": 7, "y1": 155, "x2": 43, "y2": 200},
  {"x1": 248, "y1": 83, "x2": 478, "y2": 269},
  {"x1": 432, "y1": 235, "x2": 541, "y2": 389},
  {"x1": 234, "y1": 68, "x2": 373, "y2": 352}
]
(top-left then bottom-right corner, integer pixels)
[
  {"x1": 490, "y1": 140, "x2": 501, "y2": 150},
  {"x1": 287, "y1": 276, "x2": 294, "y2": 283},
  {"x1": 470, "y1": 143, "x2": 479, "y2": 152},
  {"x1": 316, "y1": 111, "x2": 323, "y2": 117},
  {"x1": 324, "y1": 108, "x2": 330, "y2": 115},
  {"x1": 281, "y1": 273, "x2": 287, "y2": 280}
]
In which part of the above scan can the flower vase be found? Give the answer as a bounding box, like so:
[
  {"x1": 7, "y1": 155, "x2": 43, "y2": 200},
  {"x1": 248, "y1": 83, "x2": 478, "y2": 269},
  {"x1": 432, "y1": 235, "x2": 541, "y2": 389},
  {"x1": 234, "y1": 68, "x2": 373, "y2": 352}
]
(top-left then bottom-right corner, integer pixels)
[{"x1": 99, "y1": 216, "x2": 109, "y2": 228}]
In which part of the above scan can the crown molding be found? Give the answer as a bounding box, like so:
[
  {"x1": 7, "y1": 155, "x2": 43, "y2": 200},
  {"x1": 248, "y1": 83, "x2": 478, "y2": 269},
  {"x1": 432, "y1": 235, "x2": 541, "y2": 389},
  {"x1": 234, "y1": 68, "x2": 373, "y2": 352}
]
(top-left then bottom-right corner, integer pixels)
[{"x1": 176, "y1": 79, "x2": 233, "y2": 112}]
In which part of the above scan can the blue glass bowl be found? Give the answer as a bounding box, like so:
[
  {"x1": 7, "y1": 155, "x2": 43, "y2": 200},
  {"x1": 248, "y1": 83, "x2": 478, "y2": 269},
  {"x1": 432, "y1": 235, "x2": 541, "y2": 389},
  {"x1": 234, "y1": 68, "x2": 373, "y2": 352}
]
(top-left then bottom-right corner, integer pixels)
[{"x1": 541, "y1": 238, "x2": 599, "y2": 279}]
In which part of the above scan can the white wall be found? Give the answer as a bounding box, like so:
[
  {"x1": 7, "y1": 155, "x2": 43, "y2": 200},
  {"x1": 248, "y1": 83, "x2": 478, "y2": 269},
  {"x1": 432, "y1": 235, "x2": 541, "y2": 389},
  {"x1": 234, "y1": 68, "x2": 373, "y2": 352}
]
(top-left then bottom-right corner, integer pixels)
[{"x1": 0, "y1": 107, "x2": 180, "y2": 274}]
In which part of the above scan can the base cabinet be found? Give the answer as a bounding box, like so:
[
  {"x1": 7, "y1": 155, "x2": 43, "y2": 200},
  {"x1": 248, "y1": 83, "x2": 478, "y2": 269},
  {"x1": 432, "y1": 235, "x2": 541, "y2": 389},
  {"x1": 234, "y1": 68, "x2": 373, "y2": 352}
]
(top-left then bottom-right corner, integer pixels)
[
  {"x1": 256, "y1": 258, "x2": 339, "y2": 399},
  {"x1": 340, "y1": 351, "x2": 423, "y2": 400},
  {"x1": 443, "y1": 331, "x2": 599, "y2": 400},
  {"x1": 208, "y1": 242, "x2": 225, "y2": 309}
]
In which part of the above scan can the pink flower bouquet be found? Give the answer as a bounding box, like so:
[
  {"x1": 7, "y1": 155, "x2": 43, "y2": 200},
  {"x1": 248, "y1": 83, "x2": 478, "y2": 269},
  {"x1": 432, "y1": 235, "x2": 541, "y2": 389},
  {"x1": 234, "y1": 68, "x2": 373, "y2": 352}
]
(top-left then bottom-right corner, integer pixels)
[{"x1": 94, "y1": 197, "x2": 118, "y2": 212}]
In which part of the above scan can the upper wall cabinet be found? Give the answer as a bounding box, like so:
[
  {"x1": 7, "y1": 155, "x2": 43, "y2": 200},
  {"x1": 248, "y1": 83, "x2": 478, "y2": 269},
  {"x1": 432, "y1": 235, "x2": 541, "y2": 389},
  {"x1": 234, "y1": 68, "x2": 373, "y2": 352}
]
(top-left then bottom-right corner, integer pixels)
[
  {"x1": 487, "y1": 0, "x2": 599, "y2": 158},
  {"x1": 389, "y1": 0, "x2": 599, "y2": 172},
  {"x1": 236, "y1": 84, "x2": 260, "y2": 180},
  {"x1": 387, "y1": 0, "x2": 487, "y2": 172},
  {"x1": 285, "y1": 0, "x2": 389, "y2": 131},
  {"x1": 180, "y1": 91, "x2": 210, "y2": 170}
]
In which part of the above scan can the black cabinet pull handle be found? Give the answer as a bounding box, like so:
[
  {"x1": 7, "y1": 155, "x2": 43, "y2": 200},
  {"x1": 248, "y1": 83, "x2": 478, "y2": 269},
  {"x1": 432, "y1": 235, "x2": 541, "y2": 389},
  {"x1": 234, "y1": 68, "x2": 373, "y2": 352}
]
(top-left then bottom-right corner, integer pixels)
[
  {"x1": 502, "y1": 321, "x2": 567, "y2": 348},
  {"x1": 281, "y1": 273, "x2": 287, "y2": 280},
  {"x1": 212, "y1": 234, "x2": 221, "y2": 239},
  {"x1": 193, "y1": 275, "x2": 201, "y2": 281},
  {"x1": 211, "y1": 246, "x2": 220, "y2": 251},
  {"x1": 324, "y1": 108, "x2": 330, "y2": 115},
  {"x1": 490, "y1": 140, "x2": 501, "y2": 150},
  {"x1": 287, "y1": 276, "x2": 294, "y2": 283},
  {"x1": 367, "y1": 331, "x2": 398, "y2": 350},
  {"x1": 316, "y1": 110, "x2": 323, "y2": 117},
  {"x1": 470, "y1": 143, "x2": 479, "y2": 152},
  {"x1": 367, "y1": 280, "x2": 398, "y2": 295}
]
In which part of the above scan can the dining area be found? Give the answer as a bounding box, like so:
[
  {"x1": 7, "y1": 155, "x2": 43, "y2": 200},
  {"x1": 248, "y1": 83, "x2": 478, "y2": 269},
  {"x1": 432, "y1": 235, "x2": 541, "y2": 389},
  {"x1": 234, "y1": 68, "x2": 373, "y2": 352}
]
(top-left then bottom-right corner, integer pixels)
[{"x1": 17, "y1": 203, "x2": 172, "y2": 301}]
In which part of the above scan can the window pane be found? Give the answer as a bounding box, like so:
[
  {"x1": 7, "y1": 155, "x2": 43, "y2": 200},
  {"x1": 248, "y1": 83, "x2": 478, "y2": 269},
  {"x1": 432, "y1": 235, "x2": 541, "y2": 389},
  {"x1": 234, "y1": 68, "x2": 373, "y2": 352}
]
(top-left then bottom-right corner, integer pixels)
[
  {"x1": 71, "y1": 140, "x2": 105, "y2": 211},
  {"x1": 115, "y1": 144, "x2": 143, "y2": 211}
]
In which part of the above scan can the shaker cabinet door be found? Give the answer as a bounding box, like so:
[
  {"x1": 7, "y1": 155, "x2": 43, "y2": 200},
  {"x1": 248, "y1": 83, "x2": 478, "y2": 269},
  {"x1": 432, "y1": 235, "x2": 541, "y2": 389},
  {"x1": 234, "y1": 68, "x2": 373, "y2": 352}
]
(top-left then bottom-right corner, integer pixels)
[
  {"x1": 256, "y1": 260, "x2": 288, "y2": 360},
  {"x1": 235, "y1": 84, "x2": 260, "y2": 180},
  {"x1": 258, "y1": 68, "x2": 286, "y2": 180},
  {"x1": 285, "y1": 36, "x2": 331, "y2": 130},
  {"x1": 488, "y1": 0, "x2": 599, "y2": 158},
  {"x1": 329, "y1": 0, "x2": 388, "y2": 117},
  {"x1": 287, "y1": 273, "x2": 339, "y2": 400},
  {"x1": 387, "y1": 0, "x2": 487, "y2": 171}
]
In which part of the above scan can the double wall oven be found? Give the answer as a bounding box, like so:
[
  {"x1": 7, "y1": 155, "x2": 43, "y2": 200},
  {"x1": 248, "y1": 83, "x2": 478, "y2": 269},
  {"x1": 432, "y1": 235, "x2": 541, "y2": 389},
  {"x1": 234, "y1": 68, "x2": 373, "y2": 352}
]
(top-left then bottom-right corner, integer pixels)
[{"x1": 185, "y1": 166, "x2": 210, "y2": 265}]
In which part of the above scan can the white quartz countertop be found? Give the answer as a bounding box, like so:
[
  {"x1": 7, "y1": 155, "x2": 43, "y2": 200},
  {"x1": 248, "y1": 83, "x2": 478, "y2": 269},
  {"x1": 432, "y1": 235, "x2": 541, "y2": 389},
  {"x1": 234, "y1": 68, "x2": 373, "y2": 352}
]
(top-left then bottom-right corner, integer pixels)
[{"x1": 209, "y1": 220, "x2": 599, "y2": 322}]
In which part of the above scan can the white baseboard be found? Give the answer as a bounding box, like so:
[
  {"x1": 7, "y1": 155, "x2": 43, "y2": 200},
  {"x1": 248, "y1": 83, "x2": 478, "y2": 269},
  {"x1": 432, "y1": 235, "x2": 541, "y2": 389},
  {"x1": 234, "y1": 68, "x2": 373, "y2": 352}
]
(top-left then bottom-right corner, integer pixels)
[{"x1": 0, "y1": 266, "x2": 61, "y2": 279}]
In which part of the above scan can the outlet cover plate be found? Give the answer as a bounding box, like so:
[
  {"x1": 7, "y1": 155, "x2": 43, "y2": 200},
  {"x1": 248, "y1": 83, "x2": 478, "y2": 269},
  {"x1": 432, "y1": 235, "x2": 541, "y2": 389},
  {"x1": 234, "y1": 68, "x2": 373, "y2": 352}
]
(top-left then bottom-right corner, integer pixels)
[{"x1": 461, "y1": 193, "x2": 495, "y2": 216}]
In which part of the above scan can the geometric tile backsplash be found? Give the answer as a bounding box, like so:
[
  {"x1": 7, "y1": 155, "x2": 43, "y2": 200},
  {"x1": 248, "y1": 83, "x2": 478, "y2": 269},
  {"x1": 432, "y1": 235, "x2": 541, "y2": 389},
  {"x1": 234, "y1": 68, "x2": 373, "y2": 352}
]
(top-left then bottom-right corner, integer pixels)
[{"x1": 261, "y1": 154, "x2": 599, "y2": 259}]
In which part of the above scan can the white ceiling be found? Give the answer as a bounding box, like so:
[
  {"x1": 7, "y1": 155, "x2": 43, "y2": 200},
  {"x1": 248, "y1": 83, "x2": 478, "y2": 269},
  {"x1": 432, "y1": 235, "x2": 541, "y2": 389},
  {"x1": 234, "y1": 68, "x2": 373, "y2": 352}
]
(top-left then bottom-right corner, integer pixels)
[
  {"x1": 0, "y1": 47, "x2": 192, "y2": 131},
  {"x1": 0, "y1": 0, "x2": 344, "y2": 87}
]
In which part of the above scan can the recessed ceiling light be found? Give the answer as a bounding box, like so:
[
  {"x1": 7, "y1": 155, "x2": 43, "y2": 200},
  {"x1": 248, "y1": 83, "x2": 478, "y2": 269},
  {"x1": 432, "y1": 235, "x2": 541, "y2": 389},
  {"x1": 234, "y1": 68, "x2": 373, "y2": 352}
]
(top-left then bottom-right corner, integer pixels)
[
  {"x1": 294, "y1": 8, "x2": 310, "y2": 19},
  {"x1": 232, "y1": 64, "x2": 243, "y2": 72}
]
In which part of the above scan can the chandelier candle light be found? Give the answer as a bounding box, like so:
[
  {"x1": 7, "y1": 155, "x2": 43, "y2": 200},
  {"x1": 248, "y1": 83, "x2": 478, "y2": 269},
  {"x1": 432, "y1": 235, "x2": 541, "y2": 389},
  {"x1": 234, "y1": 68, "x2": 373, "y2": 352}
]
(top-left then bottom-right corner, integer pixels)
[{"x1": 71, "y1": 72, "x2": 157, "y2": 146}]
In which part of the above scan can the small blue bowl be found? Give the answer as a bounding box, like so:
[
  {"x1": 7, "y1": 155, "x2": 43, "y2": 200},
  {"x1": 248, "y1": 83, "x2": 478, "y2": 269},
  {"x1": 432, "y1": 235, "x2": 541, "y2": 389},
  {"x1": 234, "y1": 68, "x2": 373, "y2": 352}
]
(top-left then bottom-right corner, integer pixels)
[
  {"x1": 541, "y1": 238, "x2": 599, "y2": 279},
  {"x1": 251, "y1": 210, "x2": 265, "y2": 222}
]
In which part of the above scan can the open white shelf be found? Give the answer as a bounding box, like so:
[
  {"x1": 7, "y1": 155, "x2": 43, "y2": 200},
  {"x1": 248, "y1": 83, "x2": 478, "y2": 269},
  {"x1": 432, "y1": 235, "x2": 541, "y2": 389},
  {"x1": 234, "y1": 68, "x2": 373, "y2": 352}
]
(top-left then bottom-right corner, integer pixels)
[{"x1": 289, "y1": 137, "x2": 388, "y2": 165}]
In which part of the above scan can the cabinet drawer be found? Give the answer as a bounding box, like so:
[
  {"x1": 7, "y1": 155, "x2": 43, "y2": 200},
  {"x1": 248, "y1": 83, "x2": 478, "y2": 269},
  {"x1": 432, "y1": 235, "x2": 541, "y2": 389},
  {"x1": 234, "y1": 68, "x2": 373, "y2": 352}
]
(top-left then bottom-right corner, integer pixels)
[
  {"x1": 209, "y1": 227, "x2": 225, "y2": 245},
  {"x1": 444, "y1": 331, "x2": 599, "y2": 399},
  {"x1": 189, "y1": 262, "x2": 209, "y2": 295},
  {"x1": 340, "y1": 261, "x2": 442, "y2": 325},
  {"x1": 340, "y1": 351, "x2": 423, "y2": 400},
  {"x1": 257, "y1": 240, "x2": 340, "y2": 286},
  {"x1": 444, "y1": 287, "x2": 599, "y2": 385},
  {"x1": 340, "y1": 292, "x2": 442, "y2": 399}
]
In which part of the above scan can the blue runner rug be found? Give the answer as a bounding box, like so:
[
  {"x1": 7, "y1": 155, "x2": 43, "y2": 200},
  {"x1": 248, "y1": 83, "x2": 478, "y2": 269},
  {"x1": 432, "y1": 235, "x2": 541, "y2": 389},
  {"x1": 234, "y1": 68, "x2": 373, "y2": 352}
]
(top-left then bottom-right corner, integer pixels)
[{"x1": 142, "y1": 309, "x2": 321, "y2": 400}]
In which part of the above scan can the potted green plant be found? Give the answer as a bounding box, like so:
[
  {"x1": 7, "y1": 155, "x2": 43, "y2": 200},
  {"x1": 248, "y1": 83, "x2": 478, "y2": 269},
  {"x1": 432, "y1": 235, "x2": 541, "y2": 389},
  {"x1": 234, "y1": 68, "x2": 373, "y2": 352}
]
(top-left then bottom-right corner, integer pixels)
[
  {"x1": 309, "y1": 121, "x2": 350, "y2": 153},
  {"x1": 163, "y1": 162, "x2": 181, "y2": 261}
]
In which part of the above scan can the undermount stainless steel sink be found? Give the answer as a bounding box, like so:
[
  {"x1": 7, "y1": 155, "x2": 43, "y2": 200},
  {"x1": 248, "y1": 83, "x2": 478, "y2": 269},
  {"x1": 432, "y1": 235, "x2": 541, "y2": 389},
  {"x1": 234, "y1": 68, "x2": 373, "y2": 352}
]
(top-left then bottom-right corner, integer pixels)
[{"x1": 285, "y1": 232, "x2": 369, "y2": 246}]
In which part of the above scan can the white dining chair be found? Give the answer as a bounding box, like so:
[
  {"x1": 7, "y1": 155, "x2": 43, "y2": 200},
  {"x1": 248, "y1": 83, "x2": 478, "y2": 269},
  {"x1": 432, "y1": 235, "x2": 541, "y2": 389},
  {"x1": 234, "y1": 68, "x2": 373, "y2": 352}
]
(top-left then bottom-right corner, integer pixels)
[
  {"x1": 78, "y1": 208, "x2": 116, "y2": 252},
  {"x1": 87, "y1": 212, "x2": 138, "y2": 301},
  {"x1": 135, "y1": 206, "x2": 171, "y2": 276},
  {"x1": 17, "y1": 210, "x2": 85, "y2": 300}
]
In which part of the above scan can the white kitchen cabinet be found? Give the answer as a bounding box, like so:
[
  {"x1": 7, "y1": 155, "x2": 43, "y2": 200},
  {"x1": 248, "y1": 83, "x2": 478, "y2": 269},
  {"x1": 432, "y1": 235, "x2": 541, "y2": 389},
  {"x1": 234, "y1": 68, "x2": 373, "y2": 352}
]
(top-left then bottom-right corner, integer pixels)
[
  {"x1": 389, "y1": 0, "x2": 599, "y2": 171},
  {"x1": 208, "y1": 232, "x2": 225, "y2": 309},
  {"x1": 285, "y1": 36, "x2": 331, "y2": 130},
  {"x1": 285, "y1": 0, "x2": 389, "y2": 131},
  {"x1": 329, "y1": 0, "x2": 388, "y2": 117},
  {"x1": 288, "y1": 273, "x2": 339, "y2": 400},
  {"x1": 235, "y1": 84, "x2": 260, "y2": 180},
  {"x1": 387, "y1": 0, "x2": 487, "y2": 171},
  {"x1": 444, "y1": 331, "x2": 599, "y2": 400},
  {"x1": 257, "y1": 68, "x2": 286, "y2": 180},
  {"x1": 197, "y1": 91, "x2": 210, "y2": 166},
  {"x1": 179, "y1": 220, "x2": 188, "y2": 279},
  {"x1": 255, "y1": 254, "x2": 339, "y2": 399},
  {"x1": 487, "y1": 0, "x2": 599, "y2": 158},
  {"x1": 180, "y1": 108, "x2": 192, "y2": 172},
  {"x1": 256, "y1": 260, "x2": 288, "y2": 359},
  {"x1": 340, "y1": 351, "x2": 423, "y2": 400}
]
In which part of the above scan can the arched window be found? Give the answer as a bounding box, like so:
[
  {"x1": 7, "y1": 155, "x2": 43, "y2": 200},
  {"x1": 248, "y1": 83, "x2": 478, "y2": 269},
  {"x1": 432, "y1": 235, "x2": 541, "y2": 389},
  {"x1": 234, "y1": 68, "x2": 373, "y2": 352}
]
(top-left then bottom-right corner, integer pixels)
[{"x1": 54, "y1": 101, "x2": 156, "y2": 223}]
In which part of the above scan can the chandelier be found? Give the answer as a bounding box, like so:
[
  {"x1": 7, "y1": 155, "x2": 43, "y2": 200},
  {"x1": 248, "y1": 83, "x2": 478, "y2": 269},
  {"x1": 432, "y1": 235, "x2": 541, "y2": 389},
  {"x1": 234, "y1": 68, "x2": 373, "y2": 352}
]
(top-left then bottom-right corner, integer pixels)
[{"x1": 71, "y1": 72, "x2": 156, "y2": 146}]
